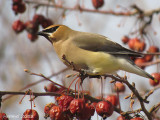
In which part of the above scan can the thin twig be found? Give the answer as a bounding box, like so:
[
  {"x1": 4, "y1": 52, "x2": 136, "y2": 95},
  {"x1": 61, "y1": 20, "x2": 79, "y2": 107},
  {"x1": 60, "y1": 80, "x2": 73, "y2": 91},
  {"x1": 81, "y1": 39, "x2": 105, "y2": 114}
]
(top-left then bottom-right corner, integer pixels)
[
  {"x1": 2, "y1": 68, "x2": 69, "y2": 102},
  {"x1": 121, "y1": 108, "x2": 142, "y2": 116},
  {"x1": 150, "y1": 102, "x2": 160, "y2": 113}
]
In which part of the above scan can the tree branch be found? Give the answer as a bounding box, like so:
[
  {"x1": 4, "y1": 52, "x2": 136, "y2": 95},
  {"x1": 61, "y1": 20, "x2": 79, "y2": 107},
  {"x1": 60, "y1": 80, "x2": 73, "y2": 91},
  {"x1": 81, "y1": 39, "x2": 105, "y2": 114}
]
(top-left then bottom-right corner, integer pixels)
[
  {"x1": 2, "y1": 68, "x2": 69, "y2": 102},
  {"x1": 24, "y1": 0, "x2": 160, "y2": 16},
  {"x1": 106, "y1": 75, "x2": 152, "y2": 120}
]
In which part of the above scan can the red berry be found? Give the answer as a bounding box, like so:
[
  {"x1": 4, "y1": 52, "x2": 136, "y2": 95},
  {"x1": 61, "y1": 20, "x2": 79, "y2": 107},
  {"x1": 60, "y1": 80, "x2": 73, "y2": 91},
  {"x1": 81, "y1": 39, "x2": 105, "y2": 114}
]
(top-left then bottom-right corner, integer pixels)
[
  {"x1": 122, "y1": 36, "x2": 130, "y2": 44},
  {"x1": 105, "y1": 95, "x2": 119, "y2": 106},
  {"x1": 41, "y1": 18, "x2": 53, "y2": 28},
  {"x1": 88, "y1": 103, "x2": 96, "y2": 116},
  {"x1": 131, "y1": 117, "x2": 144, "y2": 120},
  {"x1": 25, "y1": 20, "x2": 39, "y2": 34},
  {"x1": 128, "y1": 38, "x2": 140, "y2": 50},
  {"x1": 128, "y1": 38, "x2": 146, "y2": 52},
  {"x1": 92, "y1": 0, "x2": 104, "y2": 9},
  {"x1": 27, "y1": 33, "x2": 38, "y2": 42},
  {"x1": 44, "y1": 103, "x2": 55, "y2": 117},
  {"x1": 78, "y1": 103, "x2": 95, "y2": 120},
  {"x1": 60, "y1": 114, "x2": 71, "y2": 120},
  {"x1": 96, "y1": 101, "x2": 113, "y2": 119},
  {"x1": 57, "y1": 95, "x2": 74, "y2": 112},
  {"x1": 149, "y1": 73, "x2": 160, "y2": 86},
  {"x1": 91, "y1": 102, "x2": 97, "y2": 108},
  {"x1": 148, "y1": 46, "x2": 159, "y2": 53},
  {"x1": 134, "y1": 58, "x2": 146, "y2": 69},
  {"x1": 33, "y1": 14, "x2": 45, "y2": 25},
  {"x1": 12, "y1": 2, "x2": 26, "y2": 14},
  {"x1": 117, "y1": 116, "x2": 128, "y2": 120},
  {"x1": 12, "y1": 20, "x2": 25, "y2": 33},
  {"x1": 0, "y1": 113, "x2": 8, "y2": 120},
  {"x1": 114, "y1": 82, "x2": 125, "y2": 92},
  {"x1": 134, "y1": 41, "x2": 146, "y2": 52},
  {"x1": 49, "y1": 106, "x2": 62, "y2": 120},
  {"x1": 144, "y1": 55, "x2": 153, "y2": 62},
  {"x1": 44, "y1": 83, "x2": 59, "y2": 92},
  {"x1": 69, "y1": 99, "x2": 85, "y2": 114},
  {"x1": 22, "y1": 109, "x2": 39, "y2": 120},
  {"x1": 17, "y1": 2, "x2": 26, "y2": 13},
  {"x1": 144, "y1": 46, "x2": 159, "y2": 62},
  {"x1": 12, "y1": 3, "x2": 18, "y2": 12}
]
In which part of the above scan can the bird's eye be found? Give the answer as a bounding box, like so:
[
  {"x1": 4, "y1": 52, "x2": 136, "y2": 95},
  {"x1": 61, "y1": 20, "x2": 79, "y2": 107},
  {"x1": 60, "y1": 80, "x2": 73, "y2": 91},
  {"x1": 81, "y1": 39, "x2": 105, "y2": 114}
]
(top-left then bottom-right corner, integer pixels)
[{"x1": 43, "y1": 26, "x2": 59, "y2": 33}]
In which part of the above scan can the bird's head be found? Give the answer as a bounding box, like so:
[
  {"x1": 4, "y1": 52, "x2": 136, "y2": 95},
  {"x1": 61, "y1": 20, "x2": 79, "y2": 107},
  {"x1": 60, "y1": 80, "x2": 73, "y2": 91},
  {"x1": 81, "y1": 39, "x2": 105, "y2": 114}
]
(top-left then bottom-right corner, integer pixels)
[{"x1": 37, "y1": 25, "x2": 72, "y2": 43}]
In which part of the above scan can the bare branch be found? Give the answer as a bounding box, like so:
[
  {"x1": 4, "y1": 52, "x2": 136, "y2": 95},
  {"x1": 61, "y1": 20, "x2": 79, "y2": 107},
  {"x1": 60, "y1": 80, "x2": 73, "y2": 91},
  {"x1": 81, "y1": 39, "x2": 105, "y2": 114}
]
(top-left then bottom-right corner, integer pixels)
[{"x1": 24, "y1": 0, "x2": 160, "y2": 16}]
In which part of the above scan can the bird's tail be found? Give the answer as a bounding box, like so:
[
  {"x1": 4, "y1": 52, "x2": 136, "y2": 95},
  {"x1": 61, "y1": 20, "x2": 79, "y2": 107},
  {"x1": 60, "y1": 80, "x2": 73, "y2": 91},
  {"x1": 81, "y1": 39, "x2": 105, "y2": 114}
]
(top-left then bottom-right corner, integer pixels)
[{"x1": 119, "y1": 58, "x2": 156, "y2": 81}]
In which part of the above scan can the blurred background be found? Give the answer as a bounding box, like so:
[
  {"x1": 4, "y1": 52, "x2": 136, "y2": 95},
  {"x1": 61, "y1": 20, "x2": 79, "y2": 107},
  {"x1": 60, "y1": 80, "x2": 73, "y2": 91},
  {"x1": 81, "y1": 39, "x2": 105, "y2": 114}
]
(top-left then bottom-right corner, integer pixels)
[{"x1": 1, "y1": 0, "x2": 160, "y2": 119}]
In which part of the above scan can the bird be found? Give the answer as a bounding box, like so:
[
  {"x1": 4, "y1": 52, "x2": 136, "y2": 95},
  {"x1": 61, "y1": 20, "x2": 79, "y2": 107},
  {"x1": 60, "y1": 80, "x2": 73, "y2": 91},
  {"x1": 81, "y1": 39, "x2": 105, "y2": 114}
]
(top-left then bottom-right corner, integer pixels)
[{"x1": 37, "y1": 25, "x2": 155, "y2": 81}]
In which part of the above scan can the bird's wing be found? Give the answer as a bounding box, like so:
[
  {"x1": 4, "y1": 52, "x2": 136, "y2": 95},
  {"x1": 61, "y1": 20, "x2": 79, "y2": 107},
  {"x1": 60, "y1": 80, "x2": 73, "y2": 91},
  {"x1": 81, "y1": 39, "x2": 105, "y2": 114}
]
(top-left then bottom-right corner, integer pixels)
[{"x1": 72, "y1": 32, "x2": 142, "y2": 57}]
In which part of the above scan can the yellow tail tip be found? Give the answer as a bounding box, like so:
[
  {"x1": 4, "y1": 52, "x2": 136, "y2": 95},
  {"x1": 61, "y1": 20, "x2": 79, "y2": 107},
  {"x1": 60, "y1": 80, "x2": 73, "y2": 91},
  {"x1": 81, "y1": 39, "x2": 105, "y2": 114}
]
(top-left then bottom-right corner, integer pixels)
[
  {"x1": 149, "y1": 76, "x2": 158, "y2": 82},
  {"x1": 154, "y1": 79, "x2": 158, "y2": 83}
]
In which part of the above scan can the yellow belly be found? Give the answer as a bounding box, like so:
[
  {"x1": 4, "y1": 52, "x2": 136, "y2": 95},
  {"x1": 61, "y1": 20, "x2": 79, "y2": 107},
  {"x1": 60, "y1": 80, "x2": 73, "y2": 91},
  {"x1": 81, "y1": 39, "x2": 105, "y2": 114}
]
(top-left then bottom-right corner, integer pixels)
[
  {"x1": 53, "y1": 40, "x2": 120, "y2": 75},
  {"x1": 86, "y1": 52, "x2": 120, "y2": 75}
]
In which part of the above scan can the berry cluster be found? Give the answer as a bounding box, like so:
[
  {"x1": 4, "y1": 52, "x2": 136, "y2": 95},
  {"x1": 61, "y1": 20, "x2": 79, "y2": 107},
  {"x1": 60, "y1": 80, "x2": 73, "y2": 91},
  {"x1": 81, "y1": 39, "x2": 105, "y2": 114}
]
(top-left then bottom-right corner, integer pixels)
[
  {"x1": 43, "y1": 82, "x2": 142, "y2": 119},
  {"x1": 122, "y1": 36, "x2": 159, "y2": 64},
  {"x1": 122, "y1": 36, "x2": 160, "y2": 86},
  {"x1": 22, "y1": 109, "x2": 39, "y2": 120},
  {"x1": 44, "y1": 95, "x2": 113, "y2": 120},
  {"x1": 12, "y1": 14, "x2": 53, "y2": 42},
  {"x1": 122, "y1": 36, "x2": 146, "y2": 53},
  {"x1": 44, "y1": 96, "x2": 95, "y2": 120},
  {"x1": 43, "y1": 83, "x2": 118, "y2": 119},
  {"x1": 12, "y1": 0, "x2": 26, "y2": 15}
]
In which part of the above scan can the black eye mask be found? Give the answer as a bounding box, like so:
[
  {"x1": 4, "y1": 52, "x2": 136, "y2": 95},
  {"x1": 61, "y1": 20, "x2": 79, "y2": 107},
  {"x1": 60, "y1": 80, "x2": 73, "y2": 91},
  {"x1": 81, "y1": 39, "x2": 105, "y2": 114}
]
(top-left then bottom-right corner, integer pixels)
[{"x1": 43, "y1": 26, "x2": 59, "y2": 33}]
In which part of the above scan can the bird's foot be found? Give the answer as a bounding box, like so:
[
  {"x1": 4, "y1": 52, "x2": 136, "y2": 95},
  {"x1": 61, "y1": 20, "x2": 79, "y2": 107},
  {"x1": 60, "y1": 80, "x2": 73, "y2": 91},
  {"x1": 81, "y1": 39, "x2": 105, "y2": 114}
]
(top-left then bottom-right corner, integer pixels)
[{"x1": 78, "y1": 69, "x2": 89, "y2": 85}]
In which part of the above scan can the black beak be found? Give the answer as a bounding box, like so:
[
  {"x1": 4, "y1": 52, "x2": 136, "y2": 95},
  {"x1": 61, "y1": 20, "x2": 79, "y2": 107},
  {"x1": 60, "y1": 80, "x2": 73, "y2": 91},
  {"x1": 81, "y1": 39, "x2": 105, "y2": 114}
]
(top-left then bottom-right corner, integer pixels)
[
  {"x1": 37, "y1": 31, "x2": 52, "y2": 43},
  {"x1": 37, "y1": 31, "x2": 47, "y2": 37}
]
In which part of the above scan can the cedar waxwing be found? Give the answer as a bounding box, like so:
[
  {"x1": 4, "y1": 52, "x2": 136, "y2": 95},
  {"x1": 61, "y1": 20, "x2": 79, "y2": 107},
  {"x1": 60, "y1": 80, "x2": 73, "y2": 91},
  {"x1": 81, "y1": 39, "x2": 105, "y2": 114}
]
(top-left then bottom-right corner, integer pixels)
[{"x1": 37, "y1": 25, "x2": 155, "y2": 80}]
